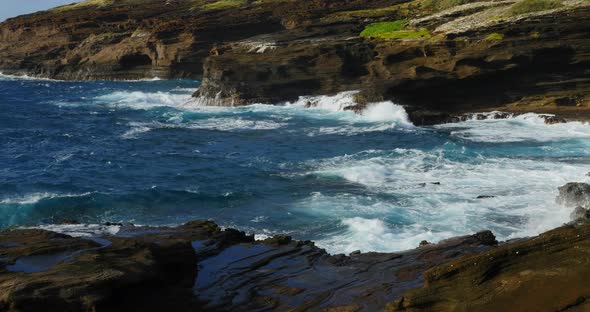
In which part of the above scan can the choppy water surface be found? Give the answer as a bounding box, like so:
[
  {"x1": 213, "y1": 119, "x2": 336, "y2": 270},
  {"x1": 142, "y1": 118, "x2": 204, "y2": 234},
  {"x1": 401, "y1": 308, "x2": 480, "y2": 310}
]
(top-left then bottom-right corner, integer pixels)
[{"x1": 1, "y1": 75, "x2": 590, "y2": 253}]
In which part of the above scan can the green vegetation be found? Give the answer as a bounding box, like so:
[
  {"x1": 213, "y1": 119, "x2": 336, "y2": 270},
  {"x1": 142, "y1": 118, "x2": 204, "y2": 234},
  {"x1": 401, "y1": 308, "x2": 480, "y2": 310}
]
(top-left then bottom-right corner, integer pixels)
[
  {"x1": 50, "y1": 0, "x2": 114, "y2": 12},
  {"x1": 508, "y1": 0, "x2": 563, "y2": 16},
  {"x1": 360, "y1": 20, "x2": 409, "y2": 37},
  {"x1": 360, "y1": 20, "x2": 431, "y2": 40},
  {"x1": 201, "y1": 0, "x2": 248, "y2": 11},
  {"x1": 485, "y1": 32, "x2": 504, "y2": 40},
  {"x1": 421, "y1": 0, "x2": 481, "y2": 12}
]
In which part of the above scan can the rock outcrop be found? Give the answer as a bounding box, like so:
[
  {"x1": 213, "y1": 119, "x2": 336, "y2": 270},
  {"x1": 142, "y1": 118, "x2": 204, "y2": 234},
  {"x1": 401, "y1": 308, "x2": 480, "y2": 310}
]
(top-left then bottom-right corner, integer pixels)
[
  {"x1": 386, "y1": 223, "x2": 590, "y2": 312},
  {"x1": 1, "y1": 217, "x2": 590, "y2": 311},
  {"x1": 0, "y1": 220, "x2": 496, "y2": 311},
  {"x1": 557, "y1": 182, "x2": 590, "y2": 208}
]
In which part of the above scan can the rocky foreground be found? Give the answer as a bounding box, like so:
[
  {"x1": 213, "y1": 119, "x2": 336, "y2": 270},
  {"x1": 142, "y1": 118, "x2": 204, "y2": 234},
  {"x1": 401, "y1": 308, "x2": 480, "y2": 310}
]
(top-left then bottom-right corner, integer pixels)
[
  {"x1": 1, "y1": 0, "x2": 589, "y2": 124},
  {"x1": 1, "y1": 183, "x2": 590, "y2": 311}
]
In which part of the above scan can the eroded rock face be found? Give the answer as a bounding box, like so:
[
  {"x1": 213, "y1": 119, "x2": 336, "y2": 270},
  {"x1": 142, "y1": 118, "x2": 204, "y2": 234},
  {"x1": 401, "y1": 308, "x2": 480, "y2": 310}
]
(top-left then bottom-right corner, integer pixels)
[
  {"x1": 196, "y1": 3, "x2": 590, "y2": 124},
  {"x1": 0, "y1": 0, "x2": 410, "y2": 80}
]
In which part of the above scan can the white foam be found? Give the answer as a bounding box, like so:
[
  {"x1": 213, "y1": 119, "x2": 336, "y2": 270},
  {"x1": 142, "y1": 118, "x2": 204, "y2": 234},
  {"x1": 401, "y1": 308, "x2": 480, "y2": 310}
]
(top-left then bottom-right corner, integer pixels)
[
  {"x1": 33, "y1": 224, "x2": 121, "y2": 237},
  {"x1": 300, "y1": 145, "x2": 590, "y2": 253},
  {"x1": 289, "y1": 91, "x2": 359, "y2": 112},
  {"x1": 319, "y1": 217, "x2": 455, "y2": 254},
  {"x1": 361, "y1": 101, "x2": 413, "y2": 126},
  {"x1": 255, "y1": 234, "x2": 271, "y2": 241},
  {"x1": 95, "y1": 91, "x2": 192, "y2": 110},
  {"x1": 0, "y1": 192, "x2": 94, "y2": 205},
  {"x1": 193, "y1": 117, "x2": 287, "y2": 131},
  {"x1": 436, "y1": 113, "x2": 590, "y2": 143},
  {"x1": 96, "y1": 89, "x2": 413, "y2": 138},
  {"x1": 0, "y1": 72, "x2": 61, "y2": 81},
  {"x1": 122, "y1": 117, "x2": 287, "y2": 138},
  {"x1": 0, "y1": 72, "x2": 165, "y2": 82},
  {"x1": 287, "y1": 91, "x2": 412, "y2": 123},
  {"x1": 121, "y1": 124, "x2": 153, "y2": 139}
]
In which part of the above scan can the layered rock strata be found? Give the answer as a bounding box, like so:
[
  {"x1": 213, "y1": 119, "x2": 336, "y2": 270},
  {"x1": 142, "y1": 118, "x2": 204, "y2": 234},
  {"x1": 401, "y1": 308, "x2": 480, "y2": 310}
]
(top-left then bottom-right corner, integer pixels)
[{"x1": 1, "y1": 0, "x2": 589, "y2": 123}]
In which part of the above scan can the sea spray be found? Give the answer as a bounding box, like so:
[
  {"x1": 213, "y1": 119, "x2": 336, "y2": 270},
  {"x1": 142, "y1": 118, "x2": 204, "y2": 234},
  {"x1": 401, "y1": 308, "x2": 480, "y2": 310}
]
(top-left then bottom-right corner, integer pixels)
[
  {"x1": 94, "y1": 90, "x2": 193, "y2": 110},
  {"x1": 436, "y1": 113, "x2": 590, "y2": 143}
]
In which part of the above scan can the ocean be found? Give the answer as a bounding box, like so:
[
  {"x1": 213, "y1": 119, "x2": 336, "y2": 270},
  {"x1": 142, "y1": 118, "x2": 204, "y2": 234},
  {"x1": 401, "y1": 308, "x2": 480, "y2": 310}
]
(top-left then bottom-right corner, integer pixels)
[{"x1": 1, "y1": 74, "x2": 589, "y2": 254}]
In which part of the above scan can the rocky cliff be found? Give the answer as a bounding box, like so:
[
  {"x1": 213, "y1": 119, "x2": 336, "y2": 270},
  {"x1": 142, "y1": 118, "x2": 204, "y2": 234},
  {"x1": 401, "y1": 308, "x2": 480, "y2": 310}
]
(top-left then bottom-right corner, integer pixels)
[
  {"x1": 1, "y1": 0, "x2": 589, "y2": 123},
  {"x1": 2, "y1": 182, "x2": 590, "y2": 311},
  {"x1": 193, "y1": 0, "x2": 590, "y2": 124},
  {"x1": 0, "y1": 0, "x2": 410, "y2": 80}
]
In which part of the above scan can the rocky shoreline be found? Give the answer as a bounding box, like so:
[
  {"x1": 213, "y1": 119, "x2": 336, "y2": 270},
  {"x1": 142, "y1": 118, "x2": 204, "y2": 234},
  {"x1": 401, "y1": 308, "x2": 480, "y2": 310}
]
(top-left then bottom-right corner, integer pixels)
[
  {"x1": 1, "y1": 1, "x2": 590, "y2": 311},
  {"x1": 1, "y1": 0, "x2": 589, "y2": 125},
  {"x1": 2, "y1": 182, "x2": 590, "y2": 311}
]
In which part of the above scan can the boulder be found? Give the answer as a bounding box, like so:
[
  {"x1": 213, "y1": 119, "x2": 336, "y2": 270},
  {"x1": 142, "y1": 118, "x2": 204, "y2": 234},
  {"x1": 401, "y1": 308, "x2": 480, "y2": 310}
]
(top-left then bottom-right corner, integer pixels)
[
  {"x1": 571, "y1": 206, "x2": 590, "y2": 222},
  {"x1": 557, "y1": 183, "x2": 590, "y2": 208}
]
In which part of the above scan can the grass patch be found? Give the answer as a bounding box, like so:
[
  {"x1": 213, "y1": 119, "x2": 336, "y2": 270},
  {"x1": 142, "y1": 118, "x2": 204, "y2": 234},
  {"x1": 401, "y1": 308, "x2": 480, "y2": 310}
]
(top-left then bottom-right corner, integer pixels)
[
  {"x1": 485, "y1": 33, "x2": 504, "y2": 40},
  {"x1": 508, "y1": 0, "x2": 563, "y2": 16},
  {"x1": 360, "y1": 20, "x2": 409, "y2": 37},
  {"x1": 201, "y1": 0, "x2": 247, "y2": 11},
  {"x1": 360, "y1": 20, "x2": 431, "y2": 40}
]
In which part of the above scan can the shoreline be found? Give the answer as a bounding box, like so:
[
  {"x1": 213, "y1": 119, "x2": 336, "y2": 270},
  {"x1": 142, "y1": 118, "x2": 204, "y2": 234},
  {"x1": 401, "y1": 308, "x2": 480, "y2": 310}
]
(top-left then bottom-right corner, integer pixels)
[
  {"x1": 1, "y1": 205, "x2": 589, "y2": 311},
  {"x1": 2, "y1": 182, "x2": 590, "y2": 311},
  {"x1": 1, "y1": 0, "x2": 590, "y2": 310},
  {"x1": 3, "y1": 71, "x2": 590, "y2": 125}
]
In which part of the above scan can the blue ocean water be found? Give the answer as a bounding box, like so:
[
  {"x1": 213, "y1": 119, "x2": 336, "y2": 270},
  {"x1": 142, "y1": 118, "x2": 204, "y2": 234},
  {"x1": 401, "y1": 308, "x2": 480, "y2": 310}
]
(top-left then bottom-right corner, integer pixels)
[{"x1": 1, "y1": 75, "x2": 590, "y2": 253}]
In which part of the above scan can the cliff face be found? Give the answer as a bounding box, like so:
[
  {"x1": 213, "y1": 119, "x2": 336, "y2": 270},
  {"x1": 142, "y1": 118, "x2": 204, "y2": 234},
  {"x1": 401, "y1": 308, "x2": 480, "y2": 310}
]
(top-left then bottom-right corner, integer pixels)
[
  {"x1": 194, "y1": 1, "x2": 590, "y2": 123},
  {"x1": 1, "y1": 0, "x2": 589, "y2": 120},
  {"x1": 0, "y1": 0, "x2": 407, "y2": 80}
]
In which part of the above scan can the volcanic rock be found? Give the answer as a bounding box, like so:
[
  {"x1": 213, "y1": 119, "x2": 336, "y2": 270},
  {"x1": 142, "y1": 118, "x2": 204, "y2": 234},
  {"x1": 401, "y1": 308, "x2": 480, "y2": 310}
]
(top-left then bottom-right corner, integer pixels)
[{"x1": 557, "y1": 182, "x2": 590, "y2": 208}]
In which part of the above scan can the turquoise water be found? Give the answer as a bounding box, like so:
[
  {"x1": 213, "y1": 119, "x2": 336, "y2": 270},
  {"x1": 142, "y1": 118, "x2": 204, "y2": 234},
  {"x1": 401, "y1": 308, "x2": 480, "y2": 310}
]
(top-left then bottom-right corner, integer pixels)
[{"x1": 2, "y1": 74, "x2": 590, "y2": 253}]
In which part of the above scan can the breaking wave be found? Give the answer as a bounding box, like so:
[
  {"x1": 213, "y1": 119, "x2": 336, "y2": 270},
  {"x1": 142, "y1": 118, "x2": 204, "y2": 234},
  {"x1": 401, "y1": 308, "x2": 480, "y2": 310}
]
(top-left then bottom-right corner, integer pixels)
[
  {"x1": 94, "y1": 91, "x2": 193, "y2": 110},
  {"x1": 3, "y1": 78, "x2": 590, "y2": 254},
  {"x1": 106, "y1": 90, "x2": 414, "y2": 138},
  {"x1": 436, "y1": 113, "x2": 590, "y2": 143}
]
